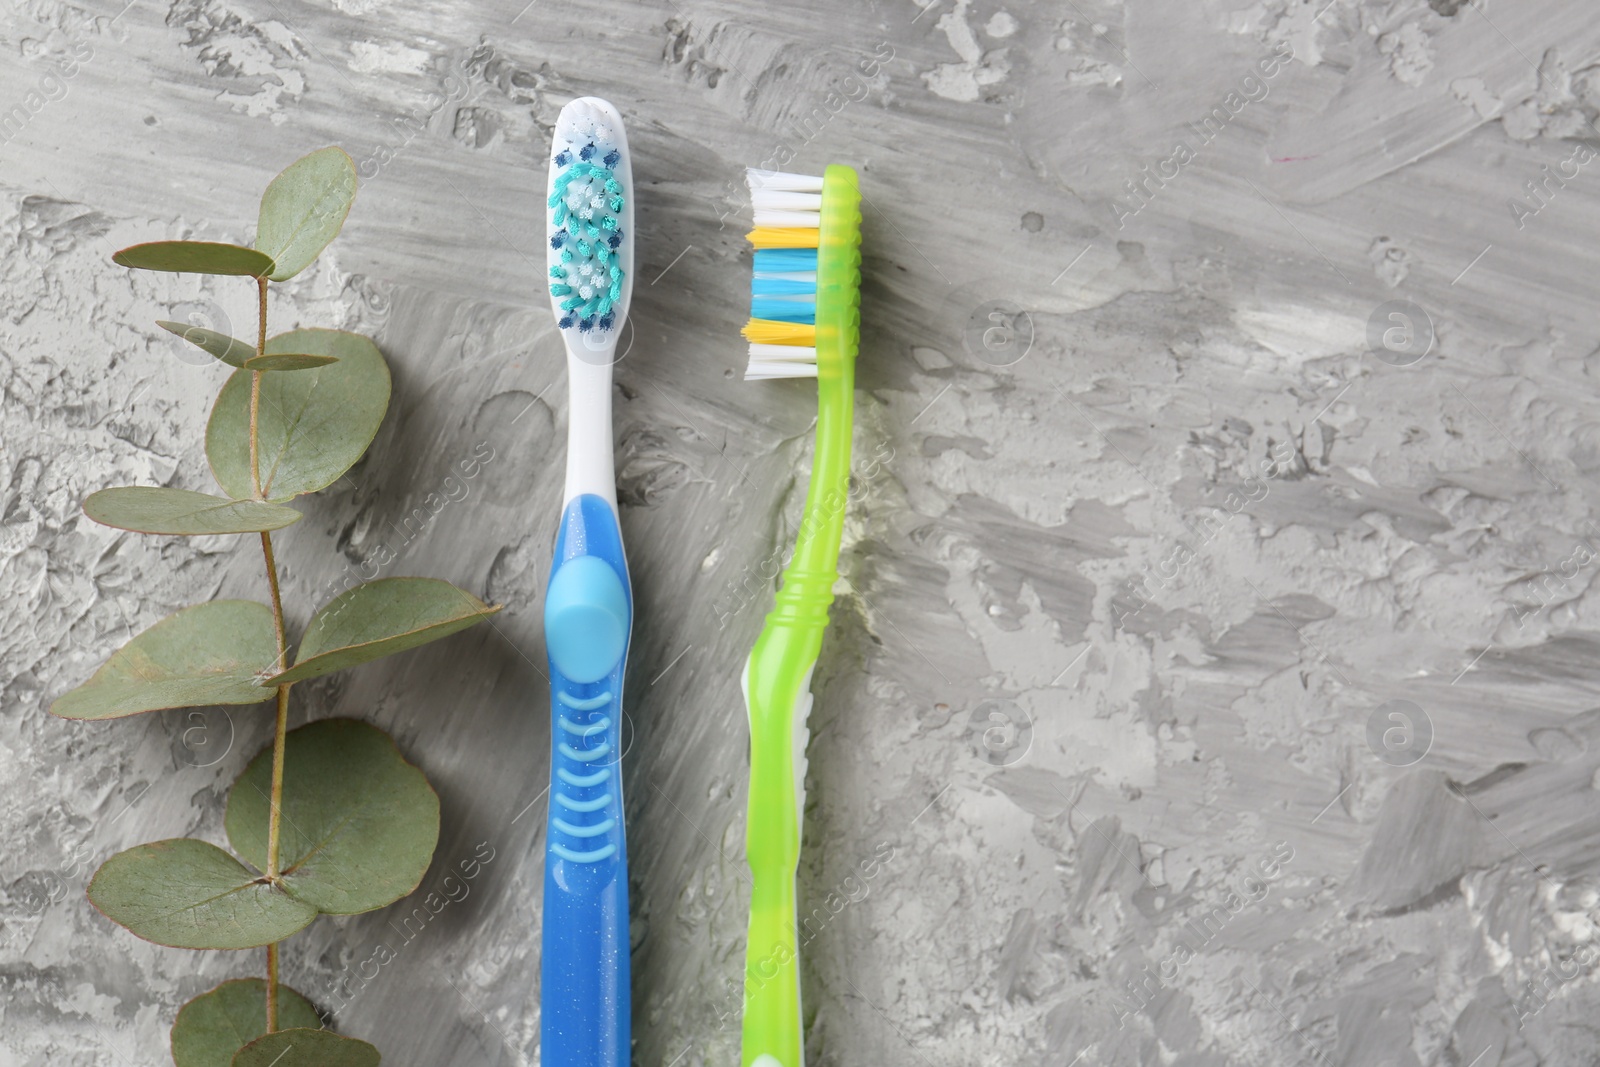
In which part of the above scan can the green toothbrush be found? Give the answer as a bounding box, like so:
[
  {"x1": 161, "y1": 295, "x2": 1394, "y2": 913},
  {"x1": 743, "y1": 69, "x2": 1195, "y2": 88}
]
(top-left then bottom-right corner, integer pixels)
[{"x1": 738, "y1": 163, "x2": 862, "y2": 1067}]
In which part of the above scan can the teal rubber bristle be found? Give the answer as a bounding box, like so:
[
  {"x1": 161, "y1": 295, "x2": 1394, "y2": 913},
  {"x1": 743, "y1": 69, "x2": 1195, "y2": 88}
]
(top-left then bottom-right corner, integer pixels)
[{"x1": 548, "y1": 146, "x2": 627, "y2": 332}]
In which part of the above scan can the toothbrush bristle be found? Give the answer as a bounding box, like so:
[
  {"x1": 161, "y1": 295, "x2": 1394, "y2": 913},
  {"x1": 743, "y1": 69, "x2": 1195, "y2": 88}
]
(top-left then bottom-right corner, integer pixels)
[
  {"x1": 548, "y1": 103, "x2": 630, "y2": 335},
  {"x1": 743, "y1": 169, "x2": 826, "y2": 380}
]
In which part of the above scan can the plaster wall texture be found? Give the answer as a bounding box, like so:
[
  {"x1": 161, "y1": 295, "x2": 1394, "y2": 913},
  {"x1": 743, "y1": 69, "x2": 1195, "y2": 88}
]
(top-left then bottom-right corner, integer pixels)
[{"x1": 4, "y1": 1, "x2": 1600, "y2": 1065}]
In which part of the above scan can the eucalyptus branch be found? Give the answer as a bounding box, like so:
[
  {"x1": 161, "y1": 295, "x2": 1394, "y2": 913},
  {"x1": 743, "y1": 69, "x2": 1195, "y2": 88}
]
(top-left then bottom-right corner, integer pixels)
[{"x1": 53, "y1": 146, "x2": 498, "y2": 1067}]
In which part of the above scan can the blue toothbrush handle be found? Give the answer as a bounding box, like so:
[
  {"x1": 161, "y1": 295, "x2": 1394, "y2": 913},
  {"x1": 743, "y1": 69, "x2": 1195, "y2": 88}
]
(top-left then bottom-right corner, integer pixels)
[{"x1": 541, "y1": 495, "x2": 632, "y2": 1067}]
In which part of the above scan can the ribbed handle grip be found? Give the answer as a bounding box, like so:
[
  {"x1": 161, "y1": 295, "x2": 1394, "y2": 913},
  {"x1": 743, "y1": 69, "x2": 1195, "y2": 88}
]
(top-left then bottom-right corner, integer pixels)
[{"x1": 540, "y1": 495, "x2": 632, "y2": 1067}]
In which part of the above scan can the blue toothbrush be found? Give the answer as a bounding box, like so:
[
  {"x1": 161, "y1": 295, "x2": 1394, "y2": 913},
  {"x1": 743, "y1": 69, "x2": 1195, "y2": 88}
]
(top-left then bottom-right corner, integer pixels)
[{"x1": 539, "y1": 97, "x2": 634, "y2": 1067}]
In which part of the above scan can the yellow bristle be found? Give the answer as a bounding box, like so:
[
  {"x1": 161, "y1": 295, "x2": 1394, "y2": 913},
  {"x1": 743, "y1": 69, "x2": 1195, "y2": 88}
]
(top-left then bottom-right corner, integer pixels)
[
  {"x1": 742, "y1": 319, "x2": 817, "y2": 346},
  {"x1": 747, "y1": 227, "x2": 820, "y2": 249}
]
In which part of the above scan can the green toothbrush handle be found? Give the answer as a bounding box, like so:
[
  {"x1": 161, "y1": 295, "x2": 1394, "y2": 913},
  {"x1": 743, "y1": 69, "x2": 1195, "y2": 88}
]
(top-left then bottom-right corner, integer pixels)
[
  {"x1": 741, "y1": 571, "x2": 832, "y2": 1067},
  {"x1": 742, "y1": 854, "x2": 803, "y2": 1067}
]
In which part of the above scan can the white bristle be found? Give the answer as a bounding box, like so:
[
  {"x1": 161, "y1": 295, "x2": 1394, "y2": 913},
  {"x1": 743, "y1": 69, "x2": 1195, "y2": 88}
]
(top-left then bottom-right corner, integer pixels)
[
  {"x1": 750, "y1": 344, "x2": 817, "y2": 362},
  {"x1": 745, "y1": 361, "x2": 820, "y2": 380},
  {"x1": 746, "y1": 343, "x2": 819, "y2": 380},
  {"x1": 751, "y1": 191, "x2": 823, "y2": 212},
  {"x1": 753, "y1": 210, "x2": 821, "y2": 228},
  {"x1": 752, "y1": 271, "x2": 817, "y2": 283},
  {"x1": 746, "y1": 168, "x2": 825, "y2": 192}
]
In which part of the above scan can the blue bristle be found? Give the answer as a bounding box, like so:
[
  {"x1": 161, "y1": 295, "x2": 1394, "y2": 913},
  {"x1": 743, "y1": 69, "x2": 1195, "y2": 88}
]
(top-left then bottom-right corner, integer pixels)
[
  {"x1": 579, "y1": 317, "x2": 594, "y2": 331},
  {"x1": 752, "y1": 277, "x2": 816, "y2": 296},
  {"x1": 608, "y1": 233, "x2": 622, "y2": 248},
  {"x1": 558, "y1": 315, "x2": 574, "y2": 328},
  {"x1": 751, "y1": 297, "x2": 817, "y2": 323},
  {"x1": 603, "y1": 149, "x2": 620, "y2": 166},
  {"x1": 600, "y1": 312, "x2": 615, "y2": 329},
  {"x1": 753, "y1": 248, "x2": 819, "y2": 273},
  {"x1": 579, "y1": 143, "x2": 595, "y2": 160},
  {"x1": 555, "y1": 150, "x2": 571, "y2": 166},
  {"x1": 550, "y1": 233, "x2": 566, "y2": 249}
]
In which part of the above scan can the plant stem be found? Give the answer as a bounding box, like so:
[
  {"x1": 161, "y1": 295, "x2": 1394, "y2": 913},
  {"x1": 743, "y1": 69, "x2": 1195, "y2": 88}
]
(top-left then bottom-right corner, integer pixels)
[
  {"x1": 250, "y1": 275, "x2": 267, "y2": 499},
  {"x1": 254, "y1": 278, "x2": 292, "y2": 1034},
  {"x1": 266, "y1": 942, "x2": 279, "y2": 1031},
  {"x1": 260, "y1": 531, "x2": 289, "y2": 674},
  {"x1": 259, "y1": 544, "x2": 292, "y2": 1036}
]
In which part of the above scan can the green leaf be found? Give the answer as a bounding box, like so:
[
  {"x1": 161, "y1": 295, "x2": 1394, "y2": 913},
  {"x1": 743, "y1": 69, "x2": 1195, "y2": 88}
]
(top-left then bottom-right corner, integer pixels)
[
  {"x1": 158, "y1": 321, "x2": 257, "y2": 368},
  {"x1": 51, "y1": 601, "x2": 278, "y2": 720},
  {"x1": 255, "y1": 147, "x2": 358, "y2": 281},
  {"x1": 113, "y1": 242, "x2": 275, "y2": 277},
  {"x1": 232, "y1": 1029, "x2": 379, "y2": 1067},
  {"x1": 241, "y1": 353, "x2": 339, "y2": 372},
  {"x1": 225, "y1": 719, "x2": 439, "y2": 915},
  {"x1": 87, "y1": 839, "x2": 316, "y2": 949},
  {"x1": 206, "y1": 329, "x2": 390, "y2": 501},
  {"x1": 84, "y1": 487, "x2": 301, "y2": 535},
  {"x1": 171, "y1": 979, "x2": 322, "y2": 1067},
  {"x1": 263, "y1": 578, "x2": 500, "y2": 687}
]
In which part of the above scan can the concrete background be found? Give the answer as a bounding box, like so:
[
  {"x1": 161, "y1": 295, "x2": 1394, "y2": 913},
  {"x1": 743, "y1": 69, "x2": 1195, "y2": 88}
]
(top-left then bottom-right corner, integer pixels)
[{"x1": 5, "y1": 0, "x2": 1600, "y2": 1064}]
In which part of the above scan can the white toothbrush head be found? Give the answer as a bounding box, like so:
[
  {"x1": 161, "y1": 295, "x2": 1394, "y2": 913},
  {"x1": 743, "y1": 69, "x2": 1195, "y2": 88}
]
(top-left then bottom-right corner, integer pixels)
[{"x1": 547, "y1": 98, "x2": 634, "y2": 346}]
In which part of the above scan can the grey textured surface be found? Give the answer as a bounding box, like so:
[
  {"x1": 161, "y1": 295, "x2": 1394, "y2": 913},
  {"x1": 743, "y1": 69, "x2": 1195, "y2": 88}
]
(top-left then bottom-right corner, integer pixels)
[{"x1": 6, "y1": 0, "x2": 1600, "y2": 1065}]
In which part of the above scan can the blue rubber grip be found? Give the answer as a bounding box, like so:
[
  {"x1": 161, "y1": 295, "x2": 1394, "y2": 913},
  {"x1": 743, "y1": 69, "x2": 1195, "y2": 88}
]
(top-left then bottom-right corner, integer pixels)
[{"x1": 541, "y1": 494, "x2": 632, "y2": 1067}]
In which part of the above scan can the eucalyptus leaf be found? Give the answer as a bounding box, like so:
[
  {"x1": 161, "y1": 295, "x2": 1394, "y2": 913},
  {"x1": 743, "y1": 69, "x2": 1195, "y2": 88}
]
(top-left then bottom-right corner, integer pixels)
[
  {"x1": 225, "y1": 719, "x2": 439, "y2": 915},
  {"x1": 50, "y1": 601, "x2": 278, "y2": 720},
  {"x1": 113, "y1": 242, "x2": 275, "y2": 277},
  {"x1": 255, "y1": 147, "x2": 358, "y2": 281},
  {"x1": 84, "y1": 487, "x2": 301, "y2": 536},
  {"x1": 232, "y1": 1029, "x2": 379, "y2": 1067},
  {"x1": 87, "y1": 839, "x2": 316, "y2": 949},
  {"x1": 158, "y1": 321, "x2": 256, "y2": 368},
  {"x1": 206, "y1": 329, "x2": 390, "y2": 501},
  {"x1": 241, "y1": 353, "x2": 339, "y2": 372},
  {"x1": 263, "y1": 578, "x2": 500, "y2": 686},
  {"x1": 171, "y1": 979, "x2": 322, "y2": 1067}
]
